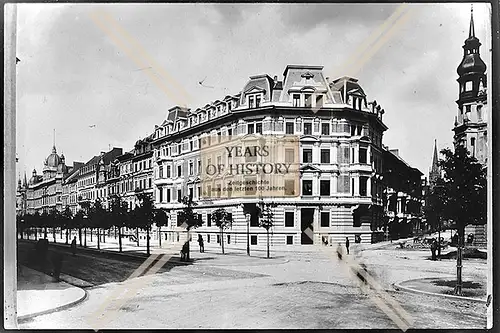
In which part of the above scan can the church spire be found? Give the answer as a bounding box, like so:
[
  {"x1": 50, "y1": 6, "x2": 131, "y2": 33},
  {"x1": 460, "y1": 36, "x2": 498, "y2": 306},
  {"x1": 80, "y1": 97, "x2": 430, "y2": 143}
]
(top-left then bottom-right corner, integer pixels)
[
  {"x1": 429, "y1": 139, "x2": 440, "y2": 188},
  {"x1": 469, "y1": 5, "x2": 475, "y2": 38}
]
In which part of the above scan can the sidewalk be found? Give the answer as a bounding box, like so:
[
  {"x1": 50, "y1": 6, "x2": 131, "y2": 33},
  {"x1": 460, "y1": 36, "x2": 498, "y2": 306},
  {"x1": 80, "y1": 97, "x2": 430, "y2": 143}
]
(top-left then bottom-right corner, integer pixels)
[{"x1": 17, "y1": 265, "x2": 87, "y2": 321}]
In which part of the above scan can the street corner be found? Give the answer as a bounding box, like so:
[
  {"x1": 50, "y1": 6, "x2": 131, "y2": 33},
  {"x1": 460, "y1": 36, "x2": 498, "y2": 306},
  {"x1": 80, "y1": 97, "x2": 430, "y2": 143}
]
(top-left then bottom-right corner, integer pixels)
[
  {"x1": 394, "y1": 277, "x2": 488, "y2": 303},
  {"x1": 17, "y1": 266, "x2": 88, "y2": 322}
]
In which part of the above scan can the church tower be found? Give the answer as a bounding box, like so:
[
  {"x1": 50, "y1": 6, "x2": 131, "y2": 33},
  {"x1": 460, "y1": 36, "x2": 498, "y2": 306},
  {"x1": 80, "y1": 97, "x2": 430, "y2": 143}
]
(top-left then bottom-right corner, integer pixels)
[
  {"x1": 429, "y1": 139, "x2": 440, "y2": 189},
  {"x1": 453, "y1": 5, "x2": 488, "y2": 165}
]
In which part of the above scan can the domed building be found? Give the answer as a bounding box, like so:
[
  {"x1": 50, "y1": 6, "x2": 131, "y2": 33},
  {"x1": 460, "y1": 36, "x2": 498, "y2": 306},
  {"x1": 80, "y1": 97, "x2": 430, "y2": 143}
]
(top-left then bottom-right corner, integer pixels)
[{"x1": 22, "y1": 145, "x2": 75, "y2": 215}]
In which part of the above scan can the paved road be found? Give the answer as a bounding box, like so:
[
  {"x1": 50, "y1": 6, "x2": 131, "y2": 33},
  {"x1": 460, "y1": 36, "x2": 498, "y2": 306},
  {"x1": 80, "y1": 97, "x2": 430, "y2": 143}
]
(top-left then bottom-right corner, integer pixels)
[{"x1": 18, "y1": 243, "x2": 488, "y2": 329}]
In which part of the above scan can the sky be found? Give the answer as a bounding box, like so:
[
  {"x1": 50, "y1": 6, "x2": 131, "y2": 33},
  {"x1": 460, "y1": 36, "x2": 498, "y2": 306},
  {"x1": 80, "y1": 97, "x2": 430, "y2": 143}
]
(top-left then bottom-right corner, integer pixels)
[{"x1": 15, "y1": 3, "x2": 492, "y2": 181}]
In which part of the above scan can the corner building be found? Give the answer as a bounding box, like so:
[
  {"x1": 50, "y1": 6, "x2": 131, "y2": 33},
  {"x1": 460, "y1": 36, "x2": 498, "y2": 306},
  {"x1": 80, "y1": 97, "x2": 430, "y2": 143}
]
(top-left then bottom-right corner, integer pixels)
[{"x1": 152, "y1": 65, "x2": 388, "y2": 245}]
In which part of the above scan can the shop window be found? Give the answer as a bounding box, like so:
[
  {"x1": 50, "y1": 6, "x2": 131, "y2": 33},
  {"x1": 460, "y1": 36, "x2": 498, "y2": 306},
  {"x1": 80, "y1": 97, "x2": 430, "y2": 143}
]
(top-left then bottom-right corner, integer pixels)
[
  {"x1": 321, "y1": 212, "x2": 330, "y2": 227},
  {"x1": 251, "y1": 235, "x2": 257, "y2": 245},
  {"x1": 285, "y1": 212, "x2": 294, "y2": 227},
  {"x1": 286, "y1": 236, "x2": 293, "y2": 245}
]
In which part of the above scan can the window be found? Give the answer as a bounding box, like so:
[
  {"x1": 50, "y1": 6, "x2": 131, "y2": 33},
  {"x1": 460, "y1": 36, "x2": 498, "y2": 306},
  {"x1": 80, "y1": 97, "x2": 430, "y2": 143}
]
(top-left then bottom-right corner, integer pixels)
[
  {"x1": 287, "y1": 235, "x2": 293, "y2": 245},
  {"x1": 177, "y1": 189, "x2": 182, "y2": 202},
  {"x1": 286, "y1": 122, "x2": 294, "y2": 134},
  {"x1": 207, "y1": 234, "x2": 210, "y2": 243},
  {"x1": 159, "y1": 188, "x2": 163, "y2": 202},
  {"x1": 255, "y1": 95, "x2": 261, "y2": 108},
  {"x1": 217, "y1": 234, "x2": 220, "y2": 243},
  {"x1": 251, "y1": 235, "x2": 257, "y2": 245},
  {"x1": 338, "y1": 175, "x2": 350, "y2": 193},
  {"x1": 248, "y1": 123, "x2": 255, "y2": 134},
  {"x1": 256, "y1": 123, "x2": 262, "y2": 134},
  {"x1": 302, "y1": 180, "x2": 313, "y2": 196},
  {"x1": 197, "y1": 186, "x2": 201, "y2": 198},
  {"x1": 228, "y1": 128, "x2": 233, "y2": 136},
  {"x1": 189, "y1": 162, "x2": 194, "y2": 175},
  {"x1": 359, "y1": 147, "x2": 368, "y2": 164},
  {"x1": 189, "y1": 187, "x2": 193, "y2": 200},
  {"x1": 465, "y1": 81, "x2": 473, "y2": 91},
  {"x1": 321, "y1": 212, "x2": 330, "y2": 227},
  {"x1": 321, "y1": 123, "x2": 330, "y2": 135},
  {"x1": 166, "y1": 166, "x2": 171, "y2": 178},
  {"x1": 285, "y1": 212, "x2": 294, "y2": 227},
  {"x1": 227, "y1": 234, "x2": 231, "y2": 244},
  {"x1": 198, "y1": 160, "x2": 201, "y2": 174},
  {"x1": 207, "y1": 213, "x2": 212, "y2": 227},
  {"x1": 285, "y1": 149, "x2": 295, "y2": 163},
  {"x1": 177, "y1": 165, "x2": 182, "y2": 177},
  {"x1": 320, "y1": 149, "x2": 330, "y2": 163},
  {"x1": 293, "y1": 94, "x2": 300, "y2": 107},
  {"x1": 305, "y1": 94, "x2": 312, "y2": 107},
  {"x1": 320, "y1": 180, "x2": 331, "y2": 196},
  {"x1": 316, "y1": 95, "x2": 324, "y2": 108},
  {"x1": 249, "y1": 96, "x2": 255, "y2": 108},
  {"x1": 190, "y1": 140, "x2": 194, "y2": 151},
  {"x1": 303, "y1": 149, "x2": 313, "y2": 163},
  {"x1": 304, "y1": 123, "x2": 312, "y2": 135}
]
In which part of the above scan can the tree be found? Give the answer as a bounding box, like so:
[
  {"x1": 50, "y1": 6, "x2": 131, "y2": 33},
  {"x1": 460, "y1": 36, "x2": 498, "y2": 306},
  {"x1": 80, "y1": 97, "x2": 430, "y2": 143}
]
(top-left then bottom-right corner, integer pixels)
[
  {"x1": 258, "y1": 201, "x2": 276, "y2": 259},
  {"x1": 177, "y1": 196, "x2": 203, "y2": 261},
  {"x1": 154, "y1": 209, "x2": 169, "y2": 248},
  {"x1": 89, "y1": 199, "x2": 107, "y2": 250},
  {"x1": 212, "y1": 208, "x2": 233, "y2": 254},
  {"x1": 439, "y1": 145, "x2": 487, "y2": 295},
  {"x1": 61, "y1": 206, "x2": 73, "y2": 244},
  {"x1": 423, "y1": 178, "x2": 448, "y2": 256},
  {"x1": 79, "y1": 201, "x2": 91, "y2": 246},
  {"x1": 109, "y1": 194, "x2": 130, "y2": 253},
  {"x1": 133, "y1": 192, "x2": 156, "y2": 256}
]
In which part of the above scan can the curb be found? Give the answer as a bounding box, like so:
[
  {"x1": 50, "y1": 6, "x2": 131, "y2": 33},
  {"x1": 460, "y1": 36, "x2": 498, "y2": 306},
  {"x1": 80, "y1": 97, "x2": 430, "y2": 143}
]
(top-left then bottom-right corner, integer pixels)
[
  {"x1": 17, "y1": 286, "x2": 88, "y2": 323},
  {"x1": 393, "y1": 277, "x2": 487, "y2": 304}
]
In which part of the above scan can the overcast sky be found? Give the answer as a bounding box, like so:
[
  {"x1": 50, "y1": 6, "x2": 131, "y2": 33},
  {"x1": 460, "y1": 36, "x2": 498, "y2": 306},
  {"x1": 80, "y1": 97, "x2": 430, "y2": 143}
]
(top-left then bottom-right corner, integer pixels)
[{"x1": 15, "y1": 3, "x2": 491, "y2": 180}]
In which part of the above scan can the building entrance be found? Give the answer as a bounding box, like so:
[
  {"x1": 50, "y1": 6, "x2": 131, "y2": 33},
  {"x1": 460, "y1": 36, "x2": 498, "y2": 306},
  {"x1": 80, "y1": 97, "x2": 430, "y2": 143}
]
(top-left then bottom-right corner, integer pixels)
[{"x1": 301, "y1": 208, "x2": 314, "y2": 244}]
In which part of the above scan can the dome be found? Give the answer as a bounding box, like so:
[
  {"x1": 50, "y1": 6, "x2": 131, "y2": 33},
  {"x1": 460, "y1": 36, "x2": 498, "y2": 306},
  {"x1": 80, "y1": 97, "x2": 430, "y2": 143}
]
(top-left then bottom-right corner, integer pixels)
[
  {"x1": 457, "y1": 53, "x2": 486, "y2": 76},
  {"x1": 45, "y1": 146, "x2": 62, "y2": 168}
]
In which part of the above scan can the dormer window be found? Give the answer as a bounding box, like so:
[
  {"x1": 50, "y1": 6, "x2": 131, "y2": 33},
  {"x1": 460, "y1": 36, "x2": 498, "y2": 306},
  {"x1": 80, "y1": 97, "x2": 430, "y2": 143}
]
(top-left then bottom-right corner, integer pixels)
[
  {"x1": 305, "y1": 94, "x2": 312, "y2": 108},
  {"x1": 465, "y1": 81, "x2": 473, "y2": 91},
  {"x1": 228, "y1": 102, "x2": 232, "y2": 111},
  {"x1": 293, "y1": 94, "x2": 300, "y2": 107},
  {"x1": 248, "y1": 96, "x2": 255, "y2": 109},
  {"x1": 255, "y1": 95, "x2": 261, "y2": 108}
]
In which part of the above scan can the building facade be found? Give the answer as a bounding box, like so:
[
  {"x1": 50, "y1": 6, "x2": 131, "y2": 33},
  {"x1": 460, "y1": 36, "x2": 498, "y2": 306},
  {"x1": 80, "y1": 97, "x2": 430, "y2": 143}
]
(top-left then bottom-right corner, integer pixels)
[
  {"x1": 382, "y1": 148, "x2": 423, "y2": 240},
  {"x1": 152, "y1": 65, "x2": 390, "y2": 245}
]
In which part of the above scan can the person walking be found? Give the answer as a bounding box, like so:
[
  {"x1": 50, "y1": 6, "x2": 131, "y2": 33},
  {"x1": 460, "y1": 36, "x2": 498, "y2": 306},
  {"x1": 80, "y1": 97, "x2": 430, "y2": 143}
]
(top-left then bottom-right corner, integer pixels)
[
  {"x1": 345, "y1": 237, "x2": 350, "y2": 255},
  {"x1": 71, "y1": 236, "x2": 77, "y2": 256},
  {"x1": 430, "y1": 239, "x2": 437, "y2": 261},
  {"x1": 198, "y1": 234, "x2": 204, "y2": 253}
]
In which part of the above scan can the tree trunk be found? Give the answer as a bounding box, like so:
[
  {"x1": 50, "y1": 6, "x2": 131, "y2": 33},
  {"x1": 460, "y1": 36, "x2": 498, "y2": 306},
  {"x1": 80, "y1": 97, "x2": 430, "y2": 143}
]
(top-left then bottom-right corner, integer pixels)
[
  {"x1": 115, "y1": 226, "x2": 117, "y2": 239},
  {"x1": 84, "y1": 228, "x2": 87, "y2": 247},
  {"x1": 44, "y1": 227, "x2": 47, "y2": 239},
  {"x1": 118, "y1": 226, "x2": 122, "y2": 253},
  {"x1": 146, "y1": 226, "x2": 150, "y2": 256},
  {"x1": 158, "y1": 226, "x2": 162, "y2": 248},
  {"x1": 79, "y1": 227, "x2": 82, "y2": 246},
  {"x1": 136, "y1": 228, "x2": 139, "y2": 247},
  {"x1": 60, "y1": 227, "x2": 63, "y2": 239},
  {"x1": 53, "y1": 227, "x2": 56, "y2": 243},
  {"x1": 221, "y1": 229, "x2": 225, "y2": 254},
  {"x1": 34, "y1": 228, "x2": 38, "y2": 240},
  {"x1": 65, "y1": 229, "x2": 69, "y2": 244},
  {"x1": 267, "y1": 229, "x2": 270, "y2": 259},
  {"x1": 97, "y1": 228, "x2": 100, "y2": 250},
  {"x1": 90, "y1": 229, "x2": 93, "y2": 242},
  {"x1": 103, "y1": 229, "x2": 106, "y2": 243}
]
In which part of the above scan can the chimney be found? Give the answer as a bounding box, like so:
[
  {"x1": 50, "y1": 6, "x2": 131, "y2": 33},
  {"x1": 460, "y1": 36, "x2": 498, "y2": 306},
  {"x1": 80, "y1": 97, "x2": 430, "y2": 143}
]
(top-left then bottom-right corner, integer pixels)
[{"x1": 273, "y1": 75, "x2": 278, "y2": 83}]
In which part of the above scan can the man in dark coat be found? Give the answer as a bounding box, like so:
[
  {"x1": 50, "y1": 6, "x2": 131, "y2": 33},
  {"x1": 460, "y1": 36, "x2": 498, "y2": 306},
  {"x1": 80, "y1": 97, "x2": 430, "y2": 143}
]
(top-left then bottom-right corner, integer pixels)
[
  {"x1": 198, "y1": 234, "x2": 204, "y2": 253},
  {"x1": 345, "y1": 237, "x2": 350, "y2": 255},
  {"x1": 430, "y1": 239, "x2": 437, "y2": 261}
]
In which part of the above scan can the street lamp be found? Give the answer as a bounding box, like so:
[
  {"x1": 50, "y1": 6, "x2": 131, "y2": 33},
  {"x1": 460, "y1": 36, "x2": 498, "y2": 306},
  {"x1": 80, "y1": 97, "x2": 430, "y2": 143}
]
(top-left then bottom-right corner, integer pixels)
[
  {"x1": 83, "y1": 214, "x2": 88, "y2": 247},
  {"x1": 246, "y1": 213, "x2": 251, "y2": 256}
]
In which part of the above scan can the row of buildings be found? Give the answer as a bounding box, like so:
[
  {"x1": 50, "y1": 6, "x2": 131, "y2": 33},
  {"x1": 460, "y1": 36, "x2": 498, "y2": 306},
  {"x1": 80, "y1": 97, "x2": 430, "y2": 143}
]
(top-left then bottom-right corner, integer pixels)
[{"x1": 16, "y1": 63, "x2": 425, "y2": 246}]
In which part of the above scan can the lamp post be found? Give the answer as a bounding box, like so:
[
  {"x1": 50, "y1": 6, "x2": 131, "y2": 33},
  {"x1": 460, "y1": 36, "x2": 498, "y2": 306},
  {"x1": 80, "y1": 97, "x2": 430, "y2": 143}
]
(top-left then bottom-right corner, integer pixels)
[
  {"x1": 246, "y1": 213, "x2": 250, "y2": 256},
  {"x1": 83, "y1": 215, "x2": 88, "y2": 247}
]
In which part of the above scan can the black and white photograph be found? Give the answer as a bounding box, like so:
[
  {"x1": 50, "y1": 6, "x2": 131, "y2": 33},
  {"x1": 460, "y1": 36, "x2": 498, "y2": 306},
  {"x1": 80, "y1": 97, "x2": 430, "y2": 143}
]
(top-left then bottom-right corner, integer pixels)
[{"x1": 5, "y1": 2, "x2": 494, "y2": 329}]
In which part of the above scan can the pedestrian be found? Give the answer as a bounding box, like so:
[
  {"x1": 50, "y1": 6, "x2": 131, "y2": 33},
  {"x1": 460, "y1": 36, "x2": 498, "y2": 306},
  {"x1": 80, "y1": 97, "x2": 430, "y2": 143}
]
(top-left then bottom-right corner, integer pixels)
[
  {"x1": 336, "y1": 243, "x2": 343, "y2": 261},
  {"x1": 71, "y1": 236, "x2": 77, "y2": 256},
  {"x1": 345, "y1": 237, "x2": 350, "y2": 255},
  {"x1": 430, "y1": 239, "x2": 437, "y2": 261},
  {"x1": 198, "y1": 234, "x2": 204, "y2": 253}
]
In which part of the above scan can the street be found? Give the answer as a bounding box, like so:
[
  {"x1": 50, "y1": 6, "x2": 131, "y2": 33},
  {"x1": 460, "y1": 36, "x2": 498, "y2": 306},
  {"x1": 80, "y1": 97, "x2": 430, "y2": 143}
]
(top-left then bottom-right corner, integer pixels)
[{"x1": 18, "y1": 240, "x2": 487, "y2": 329}]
